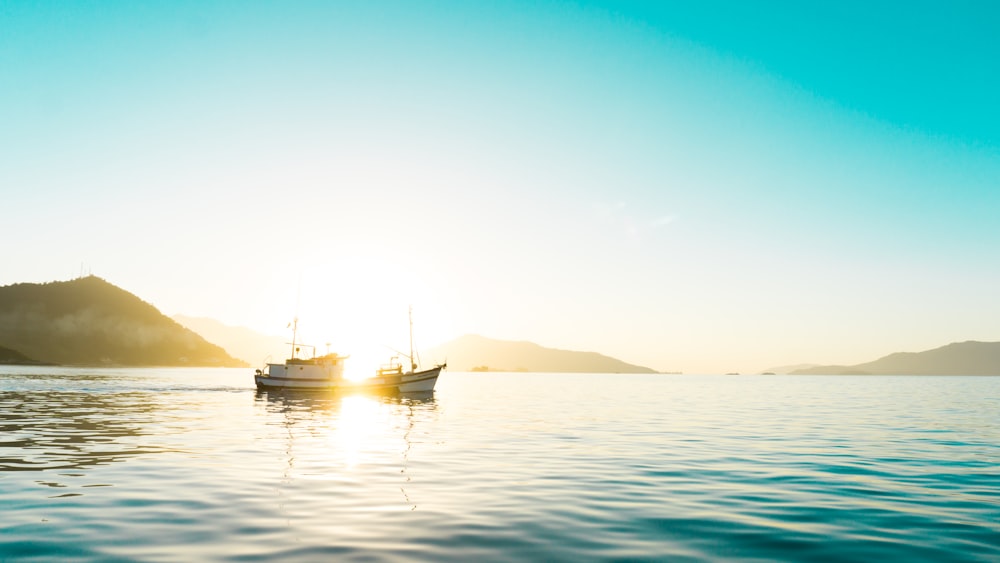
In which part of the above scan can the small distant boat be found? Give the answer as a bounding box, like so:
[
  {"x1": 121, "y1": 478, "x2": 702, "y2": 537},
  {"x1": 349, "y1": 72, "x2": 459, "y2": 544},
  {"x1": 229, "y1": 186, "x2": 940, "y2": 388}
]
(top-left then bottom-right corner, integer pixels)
[{"x1": 254, "y1": 308, "x2": 445, "y2": 393}]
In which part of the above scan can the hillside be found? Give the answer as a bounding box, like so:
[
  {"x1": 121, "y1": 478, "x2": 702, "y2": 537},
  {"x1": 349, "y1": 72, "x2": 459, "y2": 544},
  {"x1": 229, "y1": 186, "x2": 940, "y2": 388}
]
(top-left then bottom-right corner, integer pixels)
[
  {"x1": 0, "y1": 277, "x2": 245, "y2": 367},
  {"x1": 0, "y1": 344, "x2": 48, "y2": 365},
  {"x1": 427, "y1": 334, "x2": 658, "y2": 373},
  {"x1": 791, "y1": 341, "x2": 1000, "y2": 375},
  {"x1": 173, "y1": 315, "x2": 288, "y2": 366}
]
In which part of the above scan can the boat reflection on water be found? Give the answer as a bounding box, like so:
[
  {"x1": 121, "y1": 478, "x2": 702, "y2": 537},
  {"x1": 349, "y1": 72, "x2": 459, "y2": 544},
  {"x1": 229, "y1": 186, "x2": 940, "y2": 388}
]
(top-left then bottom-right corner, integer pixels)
[
  {"x1": 253, "y1": 389, "x2": 438, "y2": 510},
  {"x1": 253, "y1": 388, "x2": 436, "y2": 412}
]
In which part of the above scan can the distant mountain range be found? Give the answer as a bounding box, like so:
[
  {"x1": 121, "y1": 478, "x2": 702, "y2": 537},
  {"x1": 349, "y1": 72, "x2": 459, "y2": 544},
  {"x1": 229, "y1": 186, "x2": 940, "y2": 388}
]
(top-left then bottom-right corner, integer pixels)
[
  {"x1": 5, "y1": 276, "x2": 997, "y2": 375},
  {"x1": 426, "y1": 334, "x2": 659, "y2": 373},
  {"x1": 790, "y1": 341, "x2": 1000, "y2": 375},
  {"x1": 170, "y1": 322, "x2": 659, "y2": 374},
  {"x1": 0, "y1": 277, "x2": 244, "y2": 367},
  {"x1": 167, "y1": 316, "x2": 660, "y2": 373},
  {"x1": 173, "y1": 315, "x2": 288, "y2": 366}
]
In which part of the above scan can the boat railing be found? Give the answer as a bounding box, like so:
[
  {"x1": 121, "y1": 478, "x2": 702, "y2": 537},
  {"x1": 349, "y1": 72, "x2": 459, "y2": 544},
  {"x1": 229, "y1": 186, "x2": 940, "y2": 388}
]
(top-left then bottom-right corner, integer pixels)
[
  {"x1": 288, "y1": 344, "x2": 317, "y2": 360},
  {"x1": 378, "y1": 356, "x2": 405, "y2": 377}
]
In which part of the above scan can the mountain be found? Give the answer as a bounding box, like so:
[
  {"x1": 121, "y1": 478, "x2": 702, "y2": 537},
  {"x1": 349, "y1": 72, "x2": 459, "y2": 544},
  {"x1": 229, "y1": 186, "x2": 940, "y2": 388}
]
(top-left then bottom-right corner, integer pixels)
[
  {"x1": 790, "y1": 341, "x2": 1000, "y2": 375},
  {"x1": 0, "y1": 276, "x2": 245, "y2": 367},
  {"x1": 427, "y1": 334, "x2": 658, "y2": 373},
  {"x1": 173, "y1": 315, "x2": 288, "y2": 366}
]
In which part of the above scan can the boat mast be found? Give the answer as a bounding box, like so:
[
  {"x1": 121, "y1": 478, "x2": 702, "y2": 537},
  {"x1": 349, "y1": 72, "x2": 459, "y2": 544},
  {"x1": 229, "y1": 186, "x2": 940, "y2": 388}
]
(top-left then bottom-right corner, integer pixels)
[
  {"x1": 291, "y1": 275, "x2": 302, "y2": 360},
  {"x1": 409, "y1": 306, "x2": 416, "y2": 372}
]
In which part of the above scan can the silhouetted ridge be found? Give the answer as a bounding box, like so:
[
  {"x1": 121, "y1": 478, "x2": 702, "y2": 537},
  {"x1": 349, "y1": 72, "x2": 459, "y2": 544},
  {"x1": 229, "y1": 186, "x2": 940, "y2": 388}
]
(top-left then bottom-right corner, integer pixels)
[
  {"x1": 791, "y1": 341, "x2": 1000, "y2": 375},
  {"x1": 0, "y1": 276, "x2": 244, "y2": 367},
  {"x1": 0, "y1": 344, "x2": 47, "y2": 365},
  {"x1": 173, "y1": 315, "x2": 287, "y2": 366},
  {"x1": 428, "y1": 334, "x2": 657, "y2": 373}
]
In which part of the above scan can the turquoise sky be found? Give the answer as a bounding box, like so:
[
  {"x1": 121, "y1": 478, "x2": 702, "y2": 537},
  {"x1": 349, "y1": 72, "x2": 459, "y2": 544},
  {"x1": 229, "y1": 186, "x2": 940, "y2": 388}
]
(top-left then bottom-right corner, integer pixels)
[{"x1": 2, "y1": 1, "x2": 998, "y2": 372}]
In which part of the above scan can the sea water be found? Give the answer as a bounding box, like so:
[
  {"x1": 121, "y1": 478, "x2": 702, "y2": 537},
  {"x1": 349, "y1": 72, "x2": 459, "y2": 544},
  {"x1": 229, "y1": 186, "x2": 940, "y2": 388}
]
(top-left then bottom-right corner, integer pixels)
[{"x1": 1, "y1": 367, "x2": 998, "y2": 562}]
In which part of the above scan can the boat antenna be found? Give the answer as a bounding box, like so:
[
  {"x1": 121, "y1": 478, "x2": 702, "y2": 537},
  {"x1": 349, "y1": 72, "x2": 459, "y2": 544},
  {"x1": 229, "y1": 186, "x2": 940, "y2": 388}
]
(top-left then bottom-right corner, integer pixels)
[{"x1": 409, "y1": 305, "x2": 416, "y2": 372}]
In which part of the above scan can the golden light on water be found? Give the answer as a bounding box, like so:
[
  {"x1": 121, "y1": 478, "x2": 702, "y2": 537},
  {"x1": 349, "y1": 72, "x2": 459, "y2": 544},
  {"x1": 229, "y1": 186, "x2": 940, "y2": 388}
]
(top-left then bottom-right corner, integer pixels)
[{"x1": 329, "y1": 395, "x2": 385, "y2": 470}]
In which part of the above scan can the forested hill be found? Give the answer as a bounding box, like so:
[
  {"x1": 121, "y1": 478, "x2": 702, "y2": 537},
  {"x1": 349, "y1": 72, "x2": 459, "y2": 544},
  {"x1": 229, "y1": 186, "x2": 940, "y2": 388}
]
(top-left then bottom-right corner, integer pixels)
[{"x1": 0, "y1": 276, "x2": 244, "y2": 367}]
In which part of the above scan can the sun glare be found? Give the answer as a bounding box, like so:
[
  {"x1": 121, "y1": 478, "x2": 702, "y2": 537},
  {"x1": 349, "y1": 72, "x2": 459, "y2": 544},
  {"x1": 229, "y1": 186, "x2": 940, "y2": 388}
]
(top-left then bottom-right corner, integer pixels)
[
  {"x1": 343, "y1": 361, "x2": 375, "y2": 382},
  {"x1": 287, "y1": 249, "x2": 453, "y2": 380}
]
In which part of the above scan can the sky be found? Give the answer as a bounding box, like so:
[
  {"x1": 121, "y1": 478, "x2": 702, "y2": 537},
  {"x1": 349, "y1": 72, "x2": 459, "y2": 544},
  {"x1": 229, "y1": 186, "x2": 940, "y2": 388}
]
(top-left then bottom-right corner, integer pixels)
[{"x1": 2, "y1": 0, "x2": 998, "y2": 373}]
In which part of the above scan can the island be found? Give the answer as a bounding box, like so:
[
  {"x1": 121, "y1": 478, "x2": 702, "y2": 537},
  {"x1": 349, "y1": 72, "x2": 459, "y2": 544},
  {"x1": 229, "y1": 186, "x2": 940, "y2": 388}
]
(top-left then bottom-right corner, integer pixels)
[{"x1": 0, "y1": 276, "x2": 244, "y2": 367}]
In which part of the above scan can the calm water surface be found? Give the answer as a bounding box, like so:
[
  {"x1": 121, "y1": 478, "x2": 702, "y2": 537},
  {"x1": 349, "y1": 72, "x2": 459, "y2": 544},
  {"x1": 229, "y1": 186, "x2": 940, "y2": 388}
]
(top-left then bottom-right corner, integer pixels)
[{"x1": 1, "y1": 368, "x2": 998, "y2": 561}]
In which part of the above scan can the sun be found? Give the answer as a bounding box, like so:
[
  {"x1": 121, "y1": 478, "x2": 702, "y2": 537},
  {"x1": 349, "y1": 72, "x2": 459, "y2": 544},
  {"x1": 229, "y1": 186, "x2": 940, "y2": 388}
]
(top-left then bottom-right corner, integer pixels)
[{"x1": 286, "y1": 249, "x2": 451, "y2": 381}]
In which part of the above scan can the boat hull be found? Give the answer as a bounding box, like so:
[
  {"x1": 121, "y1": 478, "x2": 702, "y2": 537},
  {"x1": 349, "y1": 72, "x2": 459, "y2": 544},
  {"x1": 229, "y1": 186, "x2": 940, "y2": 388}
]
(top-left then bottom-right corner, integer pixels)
[{"x1": 254, "y1": 365, "x2": 444, "y2": 394}]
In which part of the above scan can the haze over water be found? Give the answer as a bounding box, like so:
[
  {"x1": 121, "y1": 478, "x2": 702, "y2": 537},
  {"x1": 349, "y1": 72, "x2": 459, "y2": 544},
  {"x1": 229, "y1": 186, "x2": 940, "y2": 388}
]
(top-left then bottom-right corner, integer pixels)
[
  {"x1": 3, "y1": 2, "x2": 999, "y2": 373},
  {"x1": 2, "y1": 367, "x2": 998, "y2": 561}
]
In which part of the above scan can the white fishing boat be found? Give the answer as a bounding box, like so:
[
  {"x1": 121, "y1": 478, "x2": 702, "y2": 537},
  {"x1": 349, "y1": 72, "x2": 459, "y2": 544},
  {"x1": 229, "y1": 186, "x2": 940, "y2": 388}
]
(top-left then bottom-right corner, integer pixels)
[{"x1": 254, "y1": 308, "x2": 445, "y2": 393}]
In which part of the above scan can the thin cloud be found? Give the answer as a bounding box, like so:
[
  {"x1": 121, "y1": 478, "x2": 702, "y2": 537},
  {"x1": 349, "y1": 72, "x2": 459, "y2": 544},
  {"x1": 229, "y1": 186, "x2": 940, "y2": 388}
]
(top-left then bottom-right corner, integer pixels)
[{"x1": 593, "y1": 201, "x2": 677, "y2": 242}]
